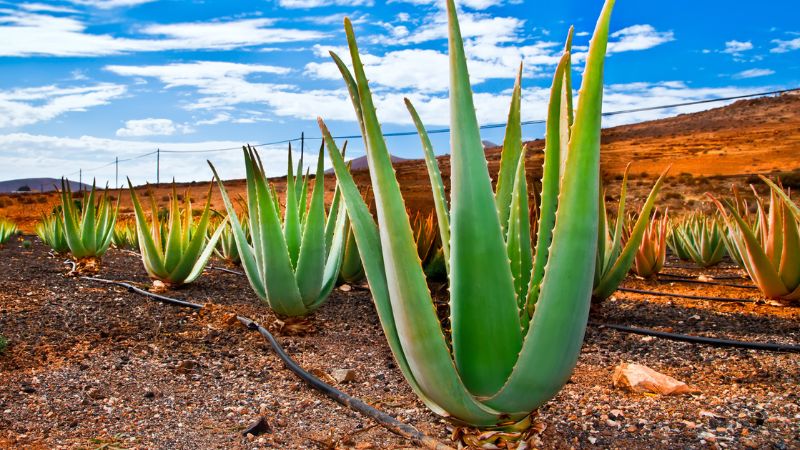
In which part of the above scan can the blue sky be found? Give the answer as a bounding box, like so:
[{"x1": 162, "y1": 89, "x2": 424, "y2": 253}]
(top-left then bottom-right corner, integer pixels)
[{"x1": 0, "y1": 0, "x2": 798, "y2": 186}]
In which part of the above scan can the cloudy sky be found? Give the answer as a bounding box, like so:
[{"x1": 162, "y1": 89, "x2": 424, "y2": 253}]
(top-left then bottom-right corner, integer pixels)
[{"x1": 0, "y1": 0, "x2": 798, "y2": 186}]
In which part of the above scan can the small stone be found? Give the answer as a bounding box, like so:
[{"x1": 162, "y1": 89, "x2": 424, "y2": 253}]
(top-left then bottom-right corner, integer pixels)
[
  {"x1": 332, "y1": 368, "x2": 356, "y2": 383},
  {"x1": 338, "y1": 284, "x2": 352, "y2": 292},
  {"x1": 242, "y1": 416, "x2": 271, "y2": 437},
  {"x1": 588, "y1": 437, "x2": 597, "y2": 444}
]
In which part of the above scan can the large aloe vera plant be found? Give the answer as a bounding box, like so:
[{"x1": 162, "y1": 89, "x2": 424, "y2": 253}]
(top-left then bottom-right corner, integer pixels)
[
  {"x1": 209, "y1": 145, "x2": 348, "y2": 316},
  {"x1": 35, "y1": 214, "x2": 70, "y2": 254},
  {"x1": 128, "y1": 183, "x2": 226, "y2": 288},
  {"x1": 712, "y1": 177, "x2": 800, "y2": 304},
  {"x1": 592, "y1": 165, "x2": 668, "y2": 301},
  {"x1": 318, "y1": 0, "x2": 614, "y2": 427},
  {"x1": 59, "y1": 180, "x2": 118, "y2": 273}
]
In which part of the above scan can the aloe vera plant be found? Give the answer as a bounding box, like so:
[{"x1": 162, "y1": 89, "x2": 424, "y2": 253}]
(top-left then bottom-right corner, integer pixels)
[
  {"x1": 35, "y1": 214, "x2": 69, "y2": 254},
  {"x1": 209, "y1": 144, "x2": 348, "y2": 316},
  {"x1": 318, "y1": 0, "x2": 614, "y2": 427},
  {"x1": 411, "y1": 211, "x2": 447, "y2": 280},
  {"x1": 59, "y1": 180, "x2": 118, "y2": 273},
  {"x1": 128, "y1": 183, "x2": 225, "y2": 288},
  {"x1": 212, "y1": 218, "x2": 243, "y2": 266},
  {"x1": 670, "y1": 213, "x2": 726, "y2": 267},
  {"x1": 0, "y1": 219, "x2": 18, "y2": 245},
  {"x1": 112, "y1": 220, "x2": 139, "y2": 250},
  {"x1": 592, "y1": 165, "x2": 668, "y2": 301},
  {"x1": 712, "y1": 177, "x2": 800, "y2": 303},
  {"x1": 631, "y1": 209, "x2": 669, "y2": 278},
  {"x1": 338, "y1": 220, "x2": 365, "y2": 283}
]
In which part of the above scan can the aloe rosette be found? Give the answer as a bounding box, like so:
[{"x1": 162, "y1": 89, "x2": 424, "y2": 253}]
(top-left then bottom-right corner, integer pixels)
[
  {"x1": 631, "y1": 209, "x2": 669, "y2": 278},
  {"x1": 59, "y1": 180, "x2": 118, "y2": 272},
  {"x1": 671, "y1": 213, "x2": 727, "y2": 267},
  {"x1": 318, "y1": 0, "x2": 615, "y2": 427},
  {"x1": 128, "y1": 183, "x2": 225, "y2": 288},
  {"x1": 209, "y1": 145, "x2": 348, "y2": 317},
  {"x1": 0, "y1": 219, "x2": 18, "y2": 245},
  {"x1": 35, "y1": 214, "x2": 70, "y2": 254},
  {"x1": 712, "y1": 177, "x2": 800, "y2": 304},
  {"x1": 592, "y1": 164, "x2": 668, "y2": 300},
  {"x1": 112, "y1": 220, "x2": 139, "y2": 250}
]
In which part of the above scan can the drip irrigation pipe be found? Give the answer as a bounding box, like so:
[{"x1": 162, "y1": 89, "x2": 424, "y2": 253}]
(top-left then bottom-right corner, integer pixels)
[
  {"x1": 617, "y1": 287, "x2": 757, "y2": 303},
  {"x1": 659, "y1": 272, "x2": 751, "y2": 282},
  {"x1": 71, "y1": 267, "x2": 452, "y2": 449},
  {"x1": 590, "y1": 322, "x2": 800, "y2": 353},
  {"x1": 654, "y1": 275, "x2": 757, "y2": 290},
  {"x1": 208, "y1": 265, "x2": 246, "y2": 276}
]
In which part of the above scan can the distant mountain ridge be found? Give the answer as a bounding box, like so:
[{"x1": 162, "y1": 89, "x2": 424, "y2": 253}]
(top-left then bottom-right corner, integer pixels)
[{"x1": 0, "y1": 178, "x2": 90, "y2": 193}]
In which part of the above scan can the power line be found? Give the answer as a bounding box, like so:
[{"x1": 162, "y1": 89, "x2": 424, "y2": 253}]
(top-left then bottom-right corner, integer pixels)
[{"x1": 60, "y1": 86, "x2": 798, "y2": 181}]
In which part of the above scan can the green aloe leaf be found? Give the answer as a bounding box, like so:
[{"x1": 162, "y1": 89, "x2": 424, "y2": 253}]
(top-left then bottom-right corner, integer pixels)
[
  {"x1": 404, "y1": 99, "x2": 451, "y2": 275},
  {"x1": 445, "y1": 0, "x2": 522, "y2": 396},
  {"x1": 487, "y1": 0, "x2": 615, "y2": 414}
]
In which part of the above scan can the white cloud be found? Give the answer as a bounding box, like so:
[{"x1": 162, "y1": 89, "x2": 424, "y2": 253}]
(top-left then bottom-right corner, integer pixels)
[
  {"x1": 599, "y1": 81, "x2": 773, "y2": 127},
  {"x1": 278, "y1": 0, "x2": 373, "y2": 7},
  {"x1": 19, "y1": 3, "x2": 80, "y2": 13},
  {"x1": 387, "y1": 0, "x2": 508, "y2": 10},
  {"x1": 722, "y1": 40, "x2": 753, "y2": 54},
  {"x1": 0, "y1": 83, "x2": 126, "y2": 128},
  {"x1": 372, "y1": 9, "x2": 523, "y2": 45},
  {"x1": 67, "y1": 0, "x2": 156, "y2": 8},
  {"x1": 770, "y1": 37, "x2": 800, "y2": 53},
  {"x1": 0, "y1": 11, "x2": 327, "y2": 57},
  {"x1": 732, "y1": 68, "x2": 775, "y2": 79},
  {"x1": 116, "y1": 118, "x2": 194, "y2": 137},
  {"x1": 607, "y1": 24, "x2": 674, "y2": 53}
]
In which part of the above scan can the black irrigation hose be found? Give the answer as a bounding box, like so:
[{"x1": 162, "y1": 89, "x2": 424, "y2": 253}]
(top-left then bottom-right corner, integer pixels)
[
  {"x1": 591, "y1": 322, "x2": 800, "y2": 353},
  {"x1": 617, "y1": 287, "x2": 757, "y2": 304},
  {"x1": 74, "y1": 269, "x2": 452, "y2": 450},
  {"x1": 659, "y1": 272, "x2": 752, "y2": 282},
  {"x1": 208, "y1": 265, "x2": 246, "y2": 276},
  {"x1": 654, "y1": 275, "x2": 757, "y2": 290}
]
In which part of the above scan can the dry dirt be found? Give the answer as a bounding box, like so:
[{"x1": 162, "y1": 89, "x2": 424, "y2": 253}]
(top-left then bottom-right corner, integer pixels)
[{"x1": 0, "y1": 238, "x2": 798, "y2": 449}]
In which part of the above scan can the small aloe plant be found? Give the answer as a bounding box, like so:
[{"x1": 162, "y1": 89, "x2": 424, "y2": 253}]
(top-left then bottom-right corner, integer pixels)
[
  {"x1": 319, "y1": 0, "x2": 615, "y2": 428},
  {"x1": 212, "y1": 218, "x2": 243, "y2": 266},
  {"x1": 209, "y1": 144, "x2": 348, "y2": 316},
  {"x1": 670, "y1": 213, "x2": 727, "y2": 267},
  {"x1": 59, "y1": 180, "x2": 118, "y2": 273},
  {"x1": 128, "y1": 182, "x2": 226, "y2": 289},
  {"x1": 631, "y1": 209, "x2": 669, "y2": 278},
  {"x1": 712, "y1": 177, "x2": 800, "y2": 304},
  {"x1": 592, "y1": 164, "x2": 668, "y2": 301},
  {"x1": 35, "y1": 214, "x2": 70, "y2": 254},
  {"x1": 338, "y1": 220, "x2": 365, "y2": 284},
  {"x1": 0, "y1": 218, "x2": 18, "y2": 245},
  {"x1": 112, "y1": 220, "x2": 139, "y2": 250}
]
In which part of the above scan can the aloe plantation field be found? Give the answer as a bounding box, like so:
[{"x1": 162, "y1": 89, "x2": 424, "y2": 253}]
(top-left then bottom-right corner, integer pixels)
[{"x1": 1, "y1": 0, "x2": 799, "y2": 448}]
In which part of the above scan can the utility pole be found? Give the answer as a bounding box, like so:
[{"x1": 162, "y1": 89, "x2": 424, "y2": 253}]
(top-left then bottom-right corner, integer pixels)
[
  {"x1": 156, "y1": 148, "x2": 160, "y2": 185},
  {"x1": 79, "y1": 169, "x2": 82, "y2": 192},
  {"x1": 300, "y1": 132, "x2": 304, "y2": 155},
  {"x1": 115, "y1": 156, "x2": 119, "y2": 189}
]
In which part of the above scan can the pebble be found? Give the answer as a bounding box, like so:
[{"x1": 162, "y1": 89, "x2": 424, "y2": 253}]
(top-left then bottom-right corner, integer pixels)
[{"x1": 332, "y1": 368, "x2": 356, "y2": 383}]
